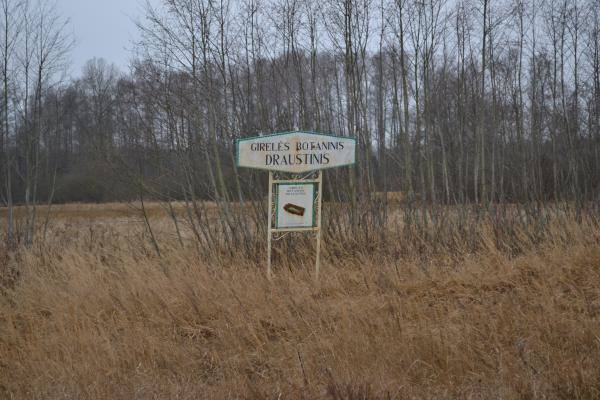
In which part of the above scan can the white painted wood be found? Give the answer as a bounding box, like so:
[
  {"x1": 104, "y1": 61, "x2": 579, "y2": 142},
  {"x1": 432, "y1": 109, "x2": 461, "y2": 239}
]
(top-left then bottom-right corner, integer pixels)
[
  {"x1": 315, "y1": 171, "x2": 323, "y2": 281},
  {"x1": 271, "y1": 227, "x2": 319, "y2": 233},
  {"x1": 267, "y1": 171, "x2": 273, "y2": 279},
  {"x1": 272, "y1": 178, "x2": 320, "y2": 184},
  {"x1": 237, "y1": 131, "x2": 356, "y2": 173}
]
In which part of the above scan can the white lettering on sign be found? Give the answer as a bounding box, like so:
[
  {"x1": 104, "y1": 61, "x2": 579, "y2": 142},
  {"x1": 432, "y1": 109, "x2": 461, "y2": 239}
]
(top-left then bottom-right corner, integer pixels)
[{"x1": 237, "y1": 131, "x2": 356, "y2": 173}]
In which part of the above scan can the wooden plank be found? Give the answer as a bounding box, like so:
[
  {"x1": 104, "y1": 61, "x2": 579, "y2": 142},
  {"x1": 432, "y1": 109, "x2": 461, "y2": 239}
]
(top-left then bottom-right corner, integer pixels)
[
  {"x1": 267, "y1": 171, "x2": 273, "y2": 279},
  {"x1": 315, "y1": 170, "x2": 323, "y2": 281},
  {"x1": 271, "y1": 226, "x2": 320, "y2": 233},
  {"x1": 272, "y1": 178, "x2": 320, "y2": 184}
]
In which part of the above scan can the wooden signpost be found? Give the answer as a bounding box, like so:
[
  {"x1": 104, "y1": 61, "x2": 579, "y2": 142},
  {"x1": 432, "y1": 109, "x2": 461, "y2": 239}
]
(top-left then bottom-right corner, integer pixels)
[{"x1": 237, "y1": 131, "x2": 356, "y2": 279}]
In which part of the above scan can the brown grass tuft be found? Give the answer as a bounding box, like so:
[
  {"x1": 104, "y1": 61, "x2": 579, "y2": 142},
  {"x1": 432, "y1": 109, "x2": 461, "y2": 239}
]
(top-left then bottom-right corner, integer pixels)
[{"x1": 1, "y1": 204, "x2": 600, "y2": 398}]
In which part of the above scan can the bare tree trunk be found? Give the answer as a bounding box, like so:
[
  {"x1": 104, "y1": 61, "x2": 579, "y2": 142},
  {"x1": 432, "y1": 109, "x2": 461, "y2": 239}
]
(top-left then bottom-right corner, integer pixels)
[
  {"x1": 396, "y1": 0, "x2": 413, "y2": 198},
  {"x1": 479, "y1": 0, "x2": 489, "y2": 204},
  {"x1": 1, "y1": 0, "x2": 16, "y2": 248}
]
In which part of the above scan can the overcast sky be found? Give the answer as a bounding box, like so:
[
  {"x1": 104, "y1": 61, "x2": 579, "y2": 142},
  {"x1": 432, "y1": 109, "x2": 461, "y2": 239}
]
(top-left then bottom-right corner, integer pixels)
[{"x1": 57, "y1": 0, "x2": 155, "y2": 76}]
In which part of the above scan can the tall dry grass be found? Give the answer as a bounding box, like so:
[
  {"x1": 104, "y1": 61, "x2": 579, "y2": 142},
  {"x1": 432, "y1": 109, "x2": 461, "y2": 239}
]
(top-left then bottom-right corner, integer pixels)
[{"x1": 1, "y1": 203, "x2": 600, "y2": 399}]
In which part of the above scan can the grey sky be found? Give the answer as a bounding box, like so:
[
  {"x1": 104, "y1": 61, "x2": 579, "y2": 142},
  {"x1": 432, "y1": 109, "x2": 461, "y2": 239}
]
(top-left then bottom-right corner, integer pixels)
[{"x1": 57, "y1": 0, "x2": 154, "y2": 76}]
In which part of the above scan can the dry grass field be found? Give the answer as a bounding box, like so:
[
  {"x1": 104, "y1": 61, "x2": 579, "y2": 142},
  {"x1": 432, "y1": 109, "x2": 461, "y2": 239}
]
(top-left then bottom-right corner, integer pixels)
[{"x1": 1, "y1": 202, "x2": 600, "y2": 399}]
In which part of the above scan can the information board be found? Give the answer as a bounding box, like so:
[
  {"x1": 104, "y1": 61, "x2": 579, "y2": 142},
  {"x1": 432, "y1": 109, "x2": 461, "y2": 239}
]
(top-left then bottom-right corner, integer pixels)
[
  {"x1": 237, "y1": 131, "x2": 356, "y2": 173},
  {"x1": 236, "y1": 130, "x2": 355, "y2": 280},
  {"x1": 276, "y1": 183, "x2": 316, "y2": 229}
]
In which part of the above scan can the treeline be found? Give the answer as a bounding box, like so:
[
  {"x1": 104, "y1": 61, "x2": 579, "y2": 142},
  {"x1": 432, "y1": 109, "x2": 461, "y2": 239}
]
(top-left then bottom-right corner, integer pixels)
[{"x1": 2, "y1": 0, "x2": 600, "y2": 240}]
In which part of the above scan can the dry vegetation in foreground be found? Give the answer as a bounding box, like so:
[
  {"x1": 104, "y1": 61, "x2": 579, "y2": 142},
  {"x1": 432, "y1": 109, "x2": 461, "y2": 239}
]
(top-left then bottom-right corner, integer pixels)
[{"x1": 1, "y1": 204, "x2": 600, "y2": 399}]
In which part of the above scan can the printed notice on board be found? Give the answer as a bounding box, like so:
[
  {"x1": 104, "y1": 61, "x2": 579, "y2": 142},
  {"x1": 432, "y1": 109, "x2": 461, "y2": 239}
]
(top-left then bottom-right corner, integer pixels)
[{"x1": 276, "y1": 184, "x2": 315, "y2": 229}]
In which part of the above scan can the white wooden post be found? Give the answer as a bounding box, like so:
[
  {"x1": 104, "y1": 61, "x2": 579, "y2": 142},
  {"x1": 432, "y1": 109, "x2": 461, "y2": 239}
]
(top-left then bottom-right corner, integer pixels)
[
  {"x1": 315, "y1": 170, "x2": 323, "y2": 280},
  {"x1": 267, "y1": 171, "x2": 273, "y2": 279}
]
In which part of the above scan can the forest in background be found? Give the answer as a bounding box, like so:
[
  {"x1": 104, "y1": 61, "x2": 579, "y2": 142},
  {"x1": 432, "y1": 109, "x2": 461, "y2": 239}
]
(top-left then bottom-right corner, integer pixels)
[
  {"x1": 1, "y1": 0, "x2": 600, "y2": 246},
  {"x1": 2, "y1": 2, "x2": 600, "y2": 396}
]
